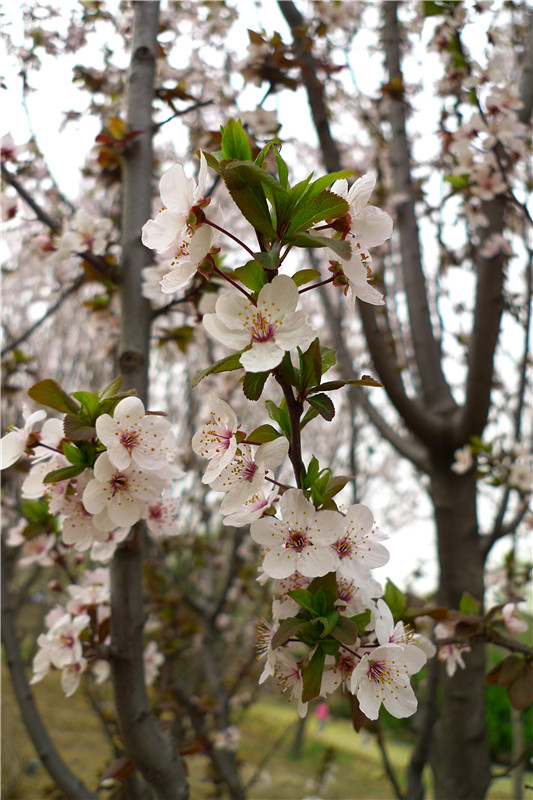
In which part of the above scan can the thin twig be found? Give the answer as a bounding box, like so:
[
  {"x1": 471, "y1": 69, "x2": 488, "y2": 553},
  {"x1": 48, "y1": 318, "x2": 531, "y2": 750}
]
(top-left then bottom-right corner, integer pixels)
[{"x1": 1, "y1": 274, "x2": 85, "y2": 358}]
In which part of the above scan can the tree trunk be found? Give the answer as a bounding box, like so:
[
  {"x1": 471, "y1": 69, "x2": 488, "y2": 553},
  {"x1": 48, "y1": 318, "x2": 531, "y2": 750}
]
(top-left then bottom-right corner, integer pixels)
[{"x1": 429, "y1": 465, "x2": 491, "y2": 800}]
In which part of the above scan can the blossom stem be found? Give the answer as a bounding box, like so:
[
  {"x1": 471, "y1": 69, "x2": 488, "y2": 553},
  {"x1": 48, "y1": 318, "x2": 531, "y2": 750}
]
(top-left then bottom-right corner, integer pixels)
[
  {"x1": 299, "y1": 276, "x2": 336, "y2": 294},
  {"x1": 264, "y1": 476, "x2": 292, "y2": 490},
  {"x1": 213, "y1": 266, "x2": 254, "y2": 301},
  {"x1": 204, "y1": 218, "x2": 255, "y2": 257},
  {"x1": 274, "y1": 374, "x2": 304, "y2": 488}
]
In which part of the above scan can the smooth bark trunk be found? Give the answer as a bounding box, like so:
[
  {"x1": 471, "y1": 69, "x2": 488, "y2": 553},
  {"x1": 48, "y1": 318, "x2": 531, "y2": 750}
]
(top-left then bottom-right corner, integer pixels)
[{"x1": 429, "y1": 465, "x2": 491, "y2": 800}]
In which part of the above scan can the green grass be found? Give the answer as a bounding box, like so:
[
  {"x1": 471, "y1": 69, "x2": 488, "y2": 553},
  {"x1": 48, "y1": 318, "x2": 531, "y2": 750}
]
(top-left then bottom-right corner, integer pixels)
[{"x1": 2, "y1": 660, "x2": 531, "y2": 799}]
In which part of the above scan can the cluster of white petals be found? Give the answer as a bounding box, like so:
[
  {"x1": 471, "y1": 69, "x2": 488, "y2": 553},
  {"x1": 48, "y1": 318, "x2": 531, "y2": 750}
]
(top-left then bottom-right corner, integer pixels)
[
  {"x1": 203, "y1": 275, "x2": 317, "y2": 373},
  {"x1": 328, "y1": 173, "x2": 393, "y2": 306},
  {"x1": 192, "y1": 398, "x2": 288, "y2": 525}
]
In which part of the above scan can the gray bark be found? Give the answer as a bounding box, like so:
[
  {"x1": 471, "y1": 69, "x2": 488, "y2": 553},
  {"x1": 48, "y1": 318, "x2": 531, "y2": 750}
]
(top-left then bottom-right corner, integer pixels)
[{"x1": 111, "y1": 3, "x2": 189, "y2": 798}]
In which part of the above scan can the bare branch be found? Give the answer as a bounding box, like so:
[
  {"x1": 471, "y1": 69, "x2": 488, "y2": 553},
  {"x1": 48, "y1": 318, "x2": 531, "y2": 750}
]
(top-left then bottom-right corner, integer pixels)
[
  {"x1": 1, "y1": 274, "x2": 85, "y2": 358},
  {"x1": 382, "y1": 2, "x2": 456, "y2": 414},
  {"x1": 2, "y1": 164, "x2": 117, "y2": 282},
  {"x1": 317, "y1": 271, "x2": 431, "y2": 470},
  {"x1": 278, "y1": 1, "x2": 343, "y2": 173}
]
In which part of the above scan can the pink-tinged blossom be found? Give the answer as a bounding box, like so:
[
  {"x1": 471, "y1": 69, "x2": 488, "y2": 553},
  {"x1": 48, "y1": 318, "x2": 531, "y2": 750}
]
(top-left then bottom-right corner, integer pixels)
[
  {"x1": 144, "y1": 640, "x2": 165, "y2": 687},
  {"x1": 144, "y1": 497, "x2": 180, "y2": 537},
  {"x1": 30, "y1": 612, "x2": 91, "y2": 696},
  {"x1": 213, "y1": 437, "x2": 288, "y2": 513},
  {"x1": 322, "y1": 647, "x2": 359, "y2": 695},
  {"x1": 90, "y1": 526, "x2": 130, "y2": 563},
  {"x1": 250, "y1": 489, "x2": 342, "y2": 579},
  {"x1": 202, "y1": 275, "x2": 316, "y2": 373},
  {"x1": 480, "y1": 233, "x2": 514, "y2": 260},
  {"x1": 0, "y1": 406, "x2": 47, "y2": 469},
  {"x1": 333, "y1": 504, "x2": 389, "y2": 585},
  {"x1": 508, "y1": 456, "x2": 532, "y2": 494},
  {"x1": 141, "y1": 155, "x2": 208, "y2": 254},
  {"x1": 330, "y1": 246, "x2": 385, "y2": 306},
  {"x1": 375, "y1": 599, "x2": 436, "y2": 658},
  {"x1": 96, "y1": 396, "x2": 172, "y2": 471},
  {"x1": 274, "y1": 650, "x2": 308, "y2": 718},
  {"x1": 159, "y1": 209, "x2": 222, "y2": 294},
  {"x1": 191, "y1": 399, "x2": 239, "y2": 484},
  {"x1": 434, "y1": 621, "x2": 471, "y2": 677},
  {"x1": 17, "y1": 533, "x2": 57, "y2": 568},
  {"x1": 241, "y1": 108, "x2": 280, "y2": 137},
  {"x1": 330, "y1": 174, "x2": 393, "y2": 249},
  {"x1": 501, "y1": 603, "x2": 528, "y2": 635},
  {"x1": 451, "y1": 444, "x2": 474, "y2": 475},
  {"x1": 82, "y1": 453, "x2": 164, "y2": 528},
  {"x1": 222, "y1": 483, "x2": 280, "y2": 527},
  {"x1": 350, "y1": 644, "x2": 427, "y2": 720},
  {"x1": 54, "y1": 208, "x2": 113, "y2": 258}
]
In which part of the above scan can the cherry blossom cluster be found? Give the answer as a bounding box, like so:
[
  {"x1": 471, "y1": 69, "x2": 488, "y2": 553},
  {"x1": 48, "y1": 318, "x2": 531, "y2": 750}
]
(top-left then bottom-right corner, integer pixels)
[
  {"x1": 1, "y1": 396, "x2": 182, "y2": 561},
  {"x1": 139, "y1": 118, "x2": 435, "y2": 723},
  {"x1": 1, "y1": 391, "x2": 181, "y2": 696},
  {"x1": 452, "y1": 439, "x2": 532, "y2": 495},
  {"x1": 28, "y1": 566, "x2": 164, "y2": 697},
  {"x1": 191, "y1": 400, "x2": 434, "y2": 719}
]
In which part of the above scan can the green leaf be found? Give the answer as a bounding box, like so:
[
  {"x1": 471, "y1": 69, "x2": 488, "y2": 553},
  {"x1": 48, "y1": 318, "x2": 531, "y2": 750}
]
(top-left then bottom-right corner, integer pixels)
[
  {"x1": 319, "y1": 610, "x2": 339, "y2": 638},
  {"x1": 191, "y1": 353, "x2": 243, "y2": 388},
  {"x1": 351, "y1": 609, "x2": 372, "y2": 634},
  {"x1": 459, "y1": 592, "x2": 482, "y2": 617},
  {"x1": 444, "y1": 174, "x2": 469, "y2": 190},
  {"x1": 98, "y1": 390, "x2": 137, "y2": 416},
  {"x1": 304, "y1": 455, "x2": 321, "y2": 488},
  {"x1": 286, "y1": 190, "x2": 349, "y2": 235},
  {"x1": 221, "y1": 118, "x2": 253, "y2": 161},
  {"x1": 277, "y1": 352, "x2": 300, "y2": 388},
  {"x1": 252, "y1": 243, "x2": 281, "y2": 271},
  {"x1": 246, "y1": 424, "x2": 282, "y2": 444},
  {"x1": 20, "y1": 499, "x2": 51, "y2": 523},
  {"x1": 307, "y1": 170, "x2": 354, "y2": 198},
  {"x1": 300, "y1": 407, "x2": 319, "y2": 429},
  {"x1": 265, "y1": 399, "x2": 291, "y2": 439},
  {"x1": 71, "y1": 391, "x2": 100, "y2": 422},
  {"x1": 218, "y1": 161, "x2": 277, "y2": 239},
  {"x1": 301, "y1": 645, "x2": 326, "y2": 703},
  {"x1": 292, "y1": 269, "x2": 321, "y2": 287},
  {"x1": 288, "y1": 589, "x2": 318, "y2": 615},
  {"x1": 63, "y1": 414, "x2": 96, "y2": 441},
  {"x1": 28, "y1": 379, "x2": 79, "y2": 414},
  {"x1": 254, "y1": 138, "x2": 282, "y2": 168},
  {"x1": 507, "y1": 660, "x2": 533, "y2": 711},
  {"x1": 243, "y1": 370, "x2": 270, "y2": 400},
  {"x1": 314, "y1": 588, "x2": 328, "y2": 616},
  {"x1": 307, "y1": 393, "x2": 335, "y2": 421},
  {"x1": 307, "y1": 573, "x2": 338, "y2": 607},
  {"x1": 320, "y1": 347, "x2": 336, "y2": 375},
  {"x1": 271, "y1": 617, "x2": 308, "y2": 649},
  {"x1": 331, "y1": 615, "x2": 359, "y2": 646},
  {"x1": 98, "y1": 377, "x2": 123, "y2": 401},
  {"x1": 383, "y1": 581, "x2": 407, "y2": 618},
  {"x1": 298, "y1": 338, "x2": 322, "y2": 391},
  {"x1": 62, "y1": 441, "x2": 88, "y2": 467},
  {"x1": 311, "y1": 234, "x2": 352, "y2": 261},
  {"x1": 275, "y1": 150, "x2": 289, "y2": 189},
  {"x1": 323, "y1": 474, "x2": 354, "y2": 501},
  {"x1": 43, "y1": 465, "x2": 85, "y2": 484},
  {"x1": 235, "y1": 261, "x2": 268, "y2": 291}
]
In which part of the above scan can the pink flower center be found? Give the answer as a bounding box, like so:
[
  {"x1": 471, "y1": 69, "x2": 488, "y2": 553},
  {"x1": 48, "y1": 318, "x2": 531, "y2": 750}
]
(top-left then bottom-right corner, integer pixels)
[
  {"x1": 120, "y1": 429, "x2": 140, "y2": 452},
  {"x1": 110, "y1": 473, "x2": 129, "y2": 496},
  {"x1": 148, "y1": 504, "x2": 163, "y2": 521},
  {"x1": 286, "y1": 527, "x2": 310, "y2": 552},
  {"x1": 334, "y1": 536, "x2": 354, "y2": 558},
  {"x1": 60, "y1": 633, "x2": 75, "y2": 650},
  {"x1": 368, "y1": 660, "x2": 388, "y2": 683},
  {"x1": 250, "y1": 311, "x2": 276, "y2": 343},
  {"x1": 241, "y1": 458, "x2": 258, "y2": 482}
]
